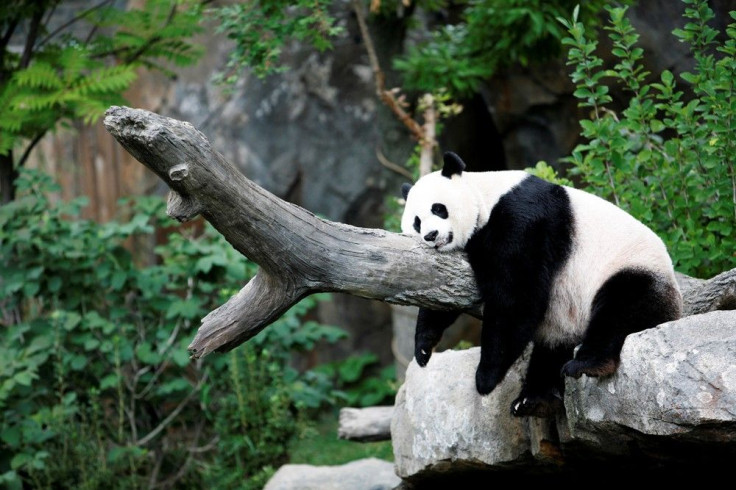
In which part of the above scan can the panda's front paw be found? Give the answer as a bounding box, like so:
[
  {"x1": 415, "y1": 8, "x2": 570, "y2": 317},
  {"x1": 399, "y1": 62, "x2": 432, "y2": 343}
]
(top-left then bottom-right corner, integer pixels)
[
  {"x1": 475, "y1": 367, "x2": 503, "y2": 395},
  {"x1": 414, "y1": 345, "x2": 432, "y2": 367}
]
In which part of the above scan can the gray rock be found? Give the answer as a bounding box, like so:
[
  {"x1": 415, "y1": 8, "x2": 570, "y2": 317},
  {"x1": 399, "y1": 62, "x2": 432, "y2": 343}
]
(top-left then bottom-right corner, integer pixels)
[
  {"x1": 391, "y1": 346, "x2": 536, "y2": 479},
  {"x1": 263, "y1": 457, "x2": 400, "y2": 490},
  {"x1": 339, "y1": 406, "x2": 394, "y2": 442},
  {"x1": 565, "y1": 310, "x2": 736, "y2": 446},
  {"x1": 391, "y1": 310, "x2": 736, "y2": 482}
]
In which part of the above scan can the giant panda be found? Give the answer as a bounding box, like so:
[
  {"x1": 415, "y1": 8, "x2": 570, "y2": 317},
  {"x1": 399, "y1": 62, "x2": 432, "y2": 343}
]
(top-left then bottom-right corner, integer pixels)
[{"x1": 400, "y1": 151, "x2": 683, "y2": 417}]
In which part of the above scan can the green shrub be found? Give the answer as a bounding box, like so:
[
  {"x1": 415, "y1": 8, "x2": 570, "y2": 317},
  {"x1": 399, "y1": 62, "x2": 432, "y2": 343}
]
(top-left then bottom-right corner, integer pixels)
[
  {"x1": 394, "y1": 0, "x2": 633, "y2": 97},
  {"x1": 0, "y1": 168, "x2": 347, "y2": 488},
  {"x1": 534, "y1": 0, "x2": 736, "y2": 279}
]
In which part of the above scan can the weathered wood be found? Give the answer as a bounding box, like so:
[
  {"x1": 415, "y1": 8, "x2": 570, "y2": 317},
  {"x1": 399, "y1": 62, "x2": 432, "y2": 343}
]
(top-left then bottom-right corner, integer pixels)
[
  {"x1": 678, "y1": 268, "x2": 736, "y2": 316},
  {"x1": 103, "y1": 106, "x2": 482, "y2": 359}
]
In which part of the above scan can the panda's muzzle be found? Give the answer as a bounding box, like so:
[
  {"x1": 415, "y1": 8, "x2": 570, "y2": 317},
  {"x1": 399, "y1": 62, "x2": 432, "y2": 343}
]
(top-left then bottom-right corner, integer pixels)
[{"x1": 424, "y1": 231, "x2": 453, "y2": 249}]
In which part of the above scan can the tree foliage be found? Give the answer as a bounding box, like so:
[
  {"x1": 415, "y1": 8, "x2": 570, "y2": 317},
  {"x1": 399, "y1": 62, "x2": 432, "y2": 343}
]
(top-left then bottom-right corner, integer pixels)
[
  {"x1": 0, "y1": 168, "x2": 357, "y2": 488},
  {"x1": 534, "y1": 0, "x2": 736, "y2": 278},
  {"x1": 0, "y1": 0, "x2": 203, "y2": 201},
  {"x1": 394, "y1": 0, "x2": 633, "y2": 96},
  {"x1": 209, "y1": 0, "x2": 343, "y2": 83}
]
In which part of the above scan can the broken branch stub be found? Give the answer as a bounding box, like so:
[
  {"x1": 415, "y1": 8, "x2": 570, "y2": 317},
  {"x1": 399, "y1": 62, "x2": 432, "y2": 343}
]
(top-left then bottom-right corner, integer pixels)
[{"x1": 103, "y1": 106, "x2": 482, "y2": 359}]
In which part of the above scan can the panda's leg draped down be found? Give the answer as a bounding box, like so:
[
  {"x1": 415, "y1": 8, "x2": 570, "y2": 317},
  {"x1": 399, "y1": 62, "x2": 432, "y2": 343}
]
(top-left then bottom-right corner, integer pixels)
[
  {"x1": 414, "y1": 308, "x2": 462, "y2": 367},
  {"x1": 511, "y1": 342, "x2": 574, "y2": 417},
  {"x1": 561, "y1": 267, "x2": 682, "y2": 378},
  {"x1": 467, "y1": 176, "x2": 574, "y2": 407}
]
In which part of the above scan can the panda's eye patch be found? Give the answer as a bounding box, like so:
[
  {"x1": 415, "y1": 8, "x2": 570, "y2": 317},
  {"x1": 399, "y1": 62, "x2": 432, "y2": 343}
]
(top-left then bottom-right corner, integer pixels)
[
  {"x1": 413, "y1": 216, "x2": 421, "y2": 233},
  {"x1": 431, "y1": 203, "x2": 448, "y2": 219}
]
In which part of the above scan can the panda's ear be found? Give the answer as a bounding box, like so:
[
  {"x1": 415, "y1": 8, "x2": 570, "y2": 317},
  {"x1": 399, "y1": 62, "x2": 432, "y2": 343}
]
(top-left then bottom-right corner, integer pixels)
[
  {"x1": 441, "y1": 151, "x2": 466, "y2": 178},
  {"x1": 401, "y1": 183, "x2": 412, "y2": 200}
]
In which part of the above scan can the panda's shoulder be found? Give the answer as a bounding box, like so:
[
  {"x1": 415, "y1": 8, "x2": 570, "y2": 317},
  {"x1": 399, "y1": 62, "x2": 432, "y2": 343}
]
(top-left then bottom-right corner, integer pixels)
[{"x1": 492, "y1": 172, "x2": 569, "y2": 204}]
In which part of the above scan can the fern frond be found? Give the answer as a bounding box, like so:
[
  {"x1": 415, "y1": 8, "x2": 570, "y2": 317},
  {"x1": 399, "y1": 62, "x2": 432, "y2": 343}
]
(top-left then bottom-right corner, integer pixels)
[
  {"x1": 57, "y1": 47, "x2": 99, "y2": 82},
  {"x1": 13, "y1": 62, "x2": 63, "y2": 90},
  {"x1": 67, "y1": 97, "x2": 113, "y2": 125},
  {"x1": 69, "y1": 65, "x2": 138, "y2": 96},
  {"x1": 10, "y1": 92, "x2": 60, "y2": 112}
]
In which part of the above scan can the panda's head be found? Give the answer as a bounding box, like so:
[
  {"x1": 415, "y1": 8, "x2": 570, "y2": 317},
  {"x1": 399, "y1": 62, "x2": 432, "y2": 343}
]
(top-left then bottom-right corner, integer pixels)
[{"x1": 400, "y1": 152, "x2": 478, "y2": 252}]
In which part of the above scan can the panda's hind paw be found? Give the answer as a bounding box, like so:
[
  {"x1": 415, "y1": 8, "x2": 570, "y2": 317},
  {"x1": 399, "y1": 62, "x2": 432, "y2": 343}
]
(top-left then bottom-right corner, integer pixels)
[
  {"x1": 561, "y1": 358, "x2": 618, "y2": 378},
  {"x1": 510, "y1": 394, "x2": 563, "y2": 418}
]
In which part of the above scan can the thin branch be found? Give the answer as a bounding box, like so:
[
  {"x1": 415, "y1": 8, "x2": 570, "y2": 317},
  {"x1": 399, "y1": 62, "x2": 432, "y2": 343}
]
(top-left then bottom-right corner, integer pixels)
[
  {"x1": 376, "y1": 146, "x2": 413, "y2": 179},
  {"x1": 16, "y1": 130, "x2": 48, "y2": 169},
  {"x1": 351, "y1": 0, "x2": 425, "y2": 142},
  {"x1": 136, "y1": 372, "x2": 208, "y2": 447},
  {"x1": 20, "y1": 5, "x2": 44, "y2": 68},
  {"x1": 0, "y1": 17, "x2": 19, "y2": 51},
  {"x1": 418, "y1": 93, "x2": 436, "y2": 177},
  {"x1": 37, "y1": 0, "x2": 115, "y2": 49}
]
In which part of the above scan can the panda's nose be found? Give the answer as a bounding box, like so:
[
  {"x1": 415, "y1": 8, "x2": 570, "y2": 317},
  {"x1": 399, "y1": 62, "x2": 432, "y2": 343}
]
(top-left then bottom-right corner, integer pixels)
[{"x1": 424, "y1": 230, "x2": 438, "y2": 242}]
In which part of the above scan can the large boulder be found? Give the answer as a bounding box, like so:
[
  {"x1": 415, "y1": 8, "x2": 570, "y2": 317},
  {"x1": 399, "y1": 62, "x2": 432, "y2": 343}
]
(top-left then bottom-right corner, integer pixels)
[{"x1": 391, "y1": 310, "x2": 736, "y2": 485}]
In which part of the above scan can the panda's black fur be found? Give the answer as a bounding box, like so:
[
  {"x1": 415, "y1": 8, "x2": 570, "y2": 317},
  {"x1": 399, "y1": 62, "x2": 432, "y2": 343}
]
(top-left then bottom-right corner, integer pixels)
[{"x1": 401, "y1": 152, "x2": 683, "y2": 417}]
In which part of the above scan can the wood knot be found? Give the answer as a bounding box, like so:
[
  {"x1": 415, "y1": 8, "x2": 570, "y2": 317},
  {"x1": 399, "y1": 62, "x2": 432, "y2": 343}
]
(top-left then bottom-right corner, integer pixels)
[{"x1": 169, "y1": 164, "x2": 189, "y2": 181}]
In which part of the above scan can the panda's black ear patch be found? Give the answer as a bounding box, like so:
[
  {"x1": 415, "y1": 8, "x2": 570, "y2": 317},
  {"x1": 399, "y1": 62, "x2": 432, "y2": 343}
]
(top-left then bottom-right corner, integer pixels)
[
  {"x1": 442, "y1": 151, "x2": 466, "y2": 178},
  {"x1": 401, "y1": 183, "x2": 412, "y2": 200}
]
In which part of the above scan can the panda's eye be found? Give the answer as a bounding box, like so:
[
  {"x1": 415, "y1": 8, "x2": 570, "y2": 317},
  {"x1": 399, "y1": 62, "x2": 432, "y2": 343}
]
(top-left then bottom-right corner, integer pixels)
[
  {"x1": 431, "y1": 203, "x2": 448, "y2": 219},
  {"x1": 413, "y1": 216, "x2": 421, "y2": 233}
]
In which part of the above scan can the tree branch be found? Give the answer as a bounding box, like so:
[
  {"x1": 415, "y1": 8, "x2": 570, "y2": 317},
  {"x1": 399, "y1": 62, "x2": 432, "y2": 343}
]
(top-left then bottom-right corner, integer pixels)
[
  {"x1": 677, "y1": 268, "x2": 736, "y2": 316},
  {"x1": 103, "y1": 106, "x2": 482, "y2": 359},
  {"x1": 351, "y1": 0, "x2": 426, "y2": 143}
]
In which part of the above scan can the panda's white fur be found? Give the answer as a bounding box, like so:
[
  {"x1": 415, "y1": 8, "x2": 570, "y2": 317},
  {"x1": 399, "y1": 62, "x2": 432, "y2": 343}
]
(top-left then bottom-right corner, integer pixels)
[
  {"x1": 539, "y1": 185, "x2": 677, "y2": 346},
  {"x1": 401, "y1": 152, "x2": 682, "y2": 415}
]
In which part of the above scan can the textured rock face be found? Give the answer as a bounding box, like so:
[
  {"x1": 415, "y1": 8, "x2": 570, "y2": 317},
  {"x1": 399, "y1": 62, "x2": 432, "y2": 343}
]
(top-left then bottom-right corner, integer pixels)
[
  {"x1": 391, "y1": 310, "x2": 736, "y2": 482},
  {"x1": 391, "y1": 347, "x2": 534, "y2": 478},
  {"x1": 565, "y1": 310, "x2": 736, "y2": 444}
]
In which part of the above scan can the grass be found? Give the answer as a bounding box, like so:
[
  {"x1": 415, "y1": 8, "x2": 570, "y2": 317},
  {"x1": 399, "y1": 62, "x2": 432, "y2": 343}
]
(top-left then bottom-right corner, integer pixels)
[{"x1": 287, "y1": 409, "x2": 394, "y2": 466}]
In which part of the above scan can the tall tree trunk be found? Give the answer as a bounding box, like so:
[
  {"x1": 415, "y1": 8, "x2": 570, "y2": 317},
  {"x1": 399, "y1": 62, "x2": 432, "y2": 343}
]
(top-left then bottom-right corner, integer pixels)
[{"x1": 0, "y1": 152, "x2": 16, "y2": 204}]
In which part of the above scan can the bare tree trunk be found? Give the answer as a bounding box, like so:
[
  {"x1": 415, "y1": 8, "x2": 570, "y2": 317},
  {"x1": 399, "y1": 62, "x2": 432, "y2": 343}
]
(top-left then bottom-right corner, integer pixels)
[
  {"x1": 0, "y1": 152, "x2": 16, "y2": 204},
  {"x1": 103, "y1": 106, "x2": 482, "y2": 359}
]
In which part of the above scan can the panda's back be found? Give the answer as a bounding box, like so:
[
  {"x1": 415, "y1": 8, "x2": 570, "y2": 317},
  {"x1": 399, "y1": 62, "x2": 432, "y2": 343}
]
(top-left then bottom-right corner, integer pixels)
[
  {"x1": 540, "y1": 184, "x2": 678, "y2": 346},
  {"x1": 467, "y1": 172, "x2": 678, "y2": 347}
]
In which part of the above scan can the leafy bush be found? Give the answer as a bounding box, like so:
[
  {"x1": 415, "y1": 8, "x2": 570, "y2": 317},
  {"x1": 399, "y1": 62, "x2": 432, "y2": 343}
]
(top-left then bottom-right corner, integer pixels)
[
  {"x1": 209, "y1": 0, "x2": 343, "y2": 82},
  {"x1": 535, "y1": 0, "x2": 735, "y2": 279},
  {"x1": 0, "y1": 169, "x2": 347, "y2": 489},
  {"x1": 395, "y1": 0, "x2": 632, "y2": 97},
  {"x1": 314, "y1": 353, "x2": 397, "y2": 407}
]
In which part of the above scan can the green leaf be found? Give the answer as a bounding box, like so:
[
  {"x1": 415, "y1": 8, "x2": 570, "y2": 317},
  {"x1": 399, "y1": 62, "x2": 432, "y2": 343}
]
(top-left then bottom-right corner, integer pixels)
[
  {"x1": 135, "y1": 341, "x2": 161, "y2": 364},
  {"x1": 100, "y1": 374, "x2": 119, "y2": 390},
  {"x1": 1, "y1": 426, "x2": 21, "y2": 447},
  {"x1": 10, "y1": 453, "x2": 31, "y2": 470},
  {"x1": 13, "y1": 371, "x2": 35, "y2": 387},
  {"x1": 171, "y1": 348, "x2": 191, "y2": 367},
  {"x1": 650, "y1": 119, "x2": 665, "y2": 132},
  {"x1": 165, "y1": 297, "x2": 203, "y2": 320},
  {"x1": 70, "y1": 355, "x2": 87, "y2": 371}
]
